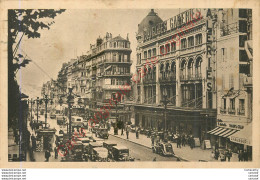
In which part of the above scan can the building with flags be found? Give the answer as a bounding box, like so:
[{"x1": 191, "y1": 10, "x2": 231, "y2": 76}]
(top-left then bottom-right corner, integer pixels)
[
  {"x1": 207, "y1": 9, "x2": 252, "y2": 159},
  {"x1": 132, "y1": 9, "x2": 218, "y2": 141}
]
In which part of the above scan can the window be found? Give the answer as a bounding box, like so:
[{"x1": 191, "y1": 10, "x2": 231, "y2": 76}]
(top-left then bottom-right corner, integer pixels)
[
  {"x1": 195, "y1": 34, "x2": 202, "y2": 45},
  {"x1": 239, "y1": 20, "x2": 247, "y2": 33},
  {"x1": 113, "y1": 54, "x2": 116, "y2": 62},
  {"x1": 239, "y1": 99, "x2": 245, "y2": 110},
  {"x1": 144, "y1": 51, "x2": 147, "y2": 59},
  {"x1": 222, "y1": 98, "x2": 226, "y2": 109},
  {"x1": 148, "y1": 50, "x2": 151, "y2": 58},
  {"x1": 160, "y1": 46, "x2": 165, "y2": 55},
  {"x1": 114, "y1": 42, "x2": 116, "y2": 48},
  {"x1": 165, "y1": 44, "x2": 170, "y2": 53},
  {"x1": 152, "y1": 48, "x2": 156, "y2": 56},
  {"x1": 221, "y1": 48, "x2": 227, "y2": 62},
  {"x1": 239, "y1": 9, "x2": 248, "y2": 18},
  {"x1": 230, "y1": 99, "x2": 235, "y2": 110},
  {"x1": 181, "y1": 39, "x2": 187, "y2": 49},
  {"x1": 188, "y1": 36, "x2": 194, "y2": 47},
  {"x1": 171, "y1": 42, "x2": 176, "y2": 52}
]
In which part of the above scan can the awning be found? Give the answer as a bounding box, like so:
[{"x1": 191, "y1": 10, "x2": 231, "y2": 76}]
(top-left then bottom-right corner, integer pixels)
[
  {"x1": 230, "y1": 124, "x2": 252, "y2": 146},
  {"x1": 214, "y1": 128, "x2": 228, "y2": 136},
  {"x1": 222, "y1": 129, "x2": 239, "y2": 138},
  {"x1": 207, "y1": 127, "x2": 222, "y2": 134}
]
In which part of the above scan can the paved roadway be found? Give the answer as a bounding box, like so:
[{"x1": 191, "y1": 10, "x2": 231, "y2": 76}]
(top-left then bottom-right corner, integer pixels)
[
  {"x1": 36, "y1": 114, "x2": 177, "y2": 162},
  {"x1": 105, "y1": 136, "x2": 177, "y2": 162}
]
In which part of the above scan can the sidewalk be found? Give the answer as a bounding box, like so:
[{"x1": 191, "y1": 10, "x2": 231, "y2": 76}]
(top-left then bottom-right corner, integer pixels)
[{"x1": 109, "y1": 128, "x2": 239, "y2": 162}]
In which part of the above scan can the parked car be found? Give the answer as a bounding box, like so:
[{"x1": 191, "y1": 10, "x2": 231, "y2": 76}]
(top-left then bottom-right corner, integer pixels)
[
  {"x1": 152, "y1": 142, "x2": 175, "y2": 156},
  {"x1": 50, "y1": 113, "x2": 56, "y2": 119},
  {"x1": 103, "y1": 141, "x2": 117, "y2": 160},
  {"x1": 88, "y1": 142, "x2": 103, "y2": 161},
  {"x1": 71, "y1": 141, "x2": 84, "y2": 161},
  {"x1": 92, "y1": 147, "x2": 109, "y2": 162},
  {"x1": 96, "y1": 128, "x2": 109, "y2": 139},
  {"x1": 56, "y1": 115, "x2": 66, "y2": 125},
  {"x1": 111, "y1": 146, "x2": 135, "y2": 161},
  {"x1": 92, "y1": 124, "x2": 100, "y2": 134}
]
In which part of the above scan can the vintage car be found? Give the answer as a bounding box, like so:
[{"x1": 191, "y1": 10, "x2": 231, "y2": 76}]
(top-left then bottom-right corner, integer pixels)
[
  {"x1": 56, "y1": 115, "x2": 66, "y2": 125},
  {"x1": 111, "y1": 146, "x2": 135, "y2": 161},
  {"x1": 152, "y1": 142, "x2": 175, "y2": 156},
  {"x1": 88, "y1": 142, "x2": 103, "y2": 161},
  {"x1": 71, "y1": 141, "x2": 84, "y2": 161},
  {"x1": 92, "y1": 147, "x2": 109, "y2": 162},
  {"x1": 50, "y1": 112, "x2": 56, "y2": 119},
  {"x1": 103, "y1": 141, "x2": 117, "y2": 160},
  {"x1": 92, "y1": 124, "x2": 100, "y2": 134},
  {"x1": 96, "y1": 128, "x2": 109, "y2": 139}
]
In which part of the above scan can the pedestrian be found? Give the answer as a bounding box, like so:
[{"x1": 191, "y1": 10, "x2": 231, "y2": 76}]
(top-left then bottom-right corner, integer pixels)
[
  {"x1": 182, "y1": 134, "x2": 186, "y2": 147},
  {"x1": 215, "y1": 149, "x2": 220, "y2": 160},
  {"x1": 45, "y1": 149, "x2": 51, "y2": 162},
  {"x1": 211, "y1": 151, "x2": 215, "y2": 160},
  {"x1": 226, "y1": 149, "x2": 232, "y2": 162},
  {"x1": 177, "y1": 135, "x2": 181, "y2": 148},
  {"x1": 126, "y1": 130, "x2": 129, "y2": 139},
  {"x1": 192, "y1": 136, "x2": 195, "y2": 149},
  {"x1": 243, "y1": 150, "x2": 248, "y2": 161},
  {"x1": 54, "y1": 146, "x2": 58, "y2": 159},
  {"x1": 121, "y1": 127, "x2": 124, "y2": 136},
  {"x1": 238, "y1": 150, "x2": 243, "y2": 161},
  {"x1": 151, "y1": 135, "x2": 155, "y2": 146},
  {"x1": 215, "y1": 140, "x2": 219, "y2": 152},
  {"x1": 220, "y1": 152, "x2": 226, "y2": 162}
]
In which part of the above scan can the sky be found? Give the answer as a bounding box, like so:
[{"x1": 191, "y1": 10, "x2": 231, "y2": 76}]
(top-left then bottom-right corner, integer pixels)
[{"x1": 16, "y1": 9, "x2": 182, "y2": 98}]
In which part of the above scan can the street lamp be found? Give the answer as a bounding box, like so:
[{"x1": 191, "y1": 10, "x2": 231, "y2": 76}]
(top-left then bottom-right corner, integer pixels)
[
  {"x1": 161, "y1": 89, "x2": 170, "y2": 132},
  {"x1": 42, "y1": 95, "x2": 53, "y2": 128},
  {"x1": 67, "y1": 88, "x2": 74, "y2": 141},
  {"x1": 28, "y1": 98, "x2": 34, "y2": 122},
  {"x1": 35, "y1": 97, "x2": 41, "y2": 123}
]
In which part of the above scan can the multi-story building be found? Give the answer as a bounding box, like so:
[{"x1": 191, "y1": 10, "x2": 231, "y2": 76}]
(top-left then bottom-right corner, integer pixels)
[
  {"x1": 77, "y1": 33, "x2": 133, "y2": 124},
  {"x1": 133, "y1": 9, "x2": 217, "y2": 141},
  {"x1": 207, "y1": 9, "x2": 253, "y2": 158}
]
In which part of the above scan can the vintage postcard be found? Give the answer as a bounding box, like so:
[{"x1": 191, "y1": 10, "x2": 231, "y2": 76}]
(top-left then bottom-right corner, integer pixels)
[{"x1": 0, "y1": 0, "x2": 259, "y2": 168}]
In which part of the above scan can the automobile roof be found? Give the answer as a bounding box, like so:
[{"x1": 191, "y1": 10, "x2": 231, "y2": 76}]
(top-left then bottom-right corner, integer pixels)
[{"x1": 113, "y1": 145, "x2": 129, "y2": 150}]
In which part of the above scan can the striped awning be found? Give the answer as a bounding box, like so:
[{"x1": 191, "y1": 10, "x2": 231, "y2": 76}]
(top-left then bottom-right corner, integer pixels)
[
  {"x1": 221, "y1": 129, "x2": 239, "y2": 138},
  {"x1": 214, "y1": 128, "x2": 228, "y2": 136},
  {"x1": 207, "y1": 127, "x2": 222, "y2": 135},
  {"x1": 208, "y1": 127, "x2": 240, "y2": 138}
]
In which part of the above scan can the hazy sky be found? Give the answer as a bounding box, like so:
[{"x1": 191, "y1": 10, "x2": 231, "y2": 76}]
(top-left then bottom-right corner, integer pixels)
[{"x1": 16, "y1": 9, "x2": 181, "y2": 98}]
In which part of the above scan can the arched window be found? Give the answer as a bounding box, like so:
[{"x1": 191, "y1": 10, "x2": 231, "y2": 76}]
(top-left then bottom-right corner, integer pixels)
[
  {"x1": 195, "y1": 57, "x2": 202, "y2": 77},
  {"x1": 165, "y1": 63, "x2": 170, "y2": 78},
  {"x1": 188, "y1": 58, "x2": 194, "y2": 78},
  {"x1": 180, "y1": 60, "x2": 186, "y2": 79}
]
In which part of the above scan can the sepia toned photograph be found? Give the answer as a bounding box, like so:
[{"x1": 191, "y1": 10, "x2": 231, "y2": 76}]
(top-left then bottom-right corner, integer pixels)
[{"x1": 2, "y1": 2, "x2": 259, "y2": 168}]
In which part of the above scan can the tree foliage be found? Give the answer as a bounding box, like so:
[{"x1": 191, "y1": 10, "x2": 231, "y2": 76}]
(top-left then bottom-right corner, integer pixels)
[{"x1": 8, "y1": 9, "x2": 66, "y2": 129}]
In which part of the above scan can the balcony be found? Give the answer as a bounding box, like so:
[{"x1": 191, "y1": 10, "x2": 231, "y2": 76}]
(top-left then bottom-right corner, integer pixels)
[
  {"x1": 159, "y1": 75, "x2": 176, "y2": 83},
  {"x1": 243, "y1": 76, "x2": 252, "y2": 88},
  {"x1": 220, "y1": 22, "x2": 238, "y2": 37},
  {"x1": 103, "y1": 59, "x2": 132, "y2": 64},
  {"x1": 228, "y1": 108, "x2": 236, "y2": 115},
  {"x1": 103, "y1": 71, "x2": 132, "y2": 77},
  {"x1": 103, "y1": 84, "x2": 131, "y2": 90},
  {"x1": 237, "y1": 108, "x2": 245, "y2": 116},
  {"x1": 180, "y1": 73, "x2": 202, "y2": 82},
  {"x1": 143, "y1": 78, "x2": 156, "y2": 84}
]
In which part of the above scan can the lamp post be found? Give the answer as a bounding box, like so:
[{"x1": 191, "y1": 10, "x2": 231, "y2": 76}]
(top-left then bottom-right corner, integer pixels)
[
  {"x1": 28, "y1": 98, "x2": 34, "y2": 122},
  {"x1": 161, "y1": 89, "x2": 170, "y2": 132},
  {"x1": 67, "y1": 88, "x2": 74, "y2": 141},
  {"x1": 36, "y1": 97, "x2": 40, "y2": 123},
  {"x1": 42, "y1": 95, "x2": 53, "y2": 128}
]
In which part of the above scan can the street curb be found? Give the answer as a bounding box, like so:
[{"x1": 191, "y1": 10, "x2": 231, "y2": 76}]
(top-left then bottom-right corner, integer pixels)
[
  {"x1": 109, "y1": 133, "x2": 152, "y2": 150},
  {"x1": 109, "y1": 133, "x2": 189, "y2": 161}
]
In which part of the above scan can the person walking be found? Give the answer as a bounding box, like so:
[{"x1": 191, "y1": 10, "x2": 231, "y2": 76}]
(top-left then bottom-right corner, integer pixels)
[
  {"x1": 215, "y1": 140, "x2": 219, "y2": 152},
  {"x1": 182, "y1": 134, "x2": 186, "y2": 147},
  {"x1": 126, "y1": 126, "x2": 129, "y2": 139},
  {"x1": 45, "y1": 149, "x2": 51, "y2": 162},
  {"x1": 226, "y1": 149, "x2": 232, "y2": 162},
  {"x1": 238, "y1": 150, "x2": 243, "y2": 161},
  {"x1": 215, "y1": 149, "x2": 220, "y2": 160},
  {"x1": 177, "y1": 135, "x2": 181, "y2": 148},
  {"x1": 243, "y1": 150, "x2": 248, "y2": 161},
  {"x1": 54, "y1": 146, "x2": 58, "y2": 159},
  {"x1": 151, "y1": 135, "x2": 155, "y2": 146}
]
